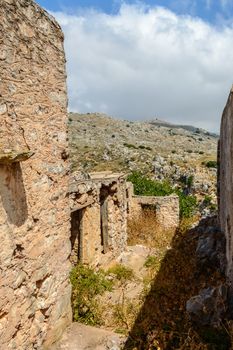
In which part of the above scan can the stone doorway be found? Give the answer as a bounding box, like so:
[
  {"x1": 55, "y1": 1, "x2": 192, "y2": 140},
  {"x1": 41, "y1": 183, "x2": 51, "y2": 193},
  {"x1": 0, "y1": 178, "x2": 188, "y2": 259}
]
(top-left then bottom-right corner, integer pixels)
[
  {"x1": 70, "y1": 209, "x2": 84, "y2": 264},
  {"x1": 100, "y1": 186, "x2": 109, "y2": 254}
]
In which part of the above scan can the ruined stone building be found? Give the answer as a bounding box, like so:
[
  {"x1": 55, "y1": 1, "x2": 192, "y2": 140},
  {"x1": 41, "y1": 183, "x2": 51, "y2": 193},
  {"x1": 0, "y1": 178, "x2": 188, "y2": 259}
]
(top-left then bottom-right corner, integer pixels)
[
  {"x1": 69, "y1": 171, "x2": 128, "y2": 267},
  {"x1": 0, "y1": 1, "x2": 71, "y2": 349},
  {"x1": 69, "y1": 171, "x2": 180, "y2": 269},
  {"x1": 127, "y1": 182, "x2": 179, "y2": 231}
]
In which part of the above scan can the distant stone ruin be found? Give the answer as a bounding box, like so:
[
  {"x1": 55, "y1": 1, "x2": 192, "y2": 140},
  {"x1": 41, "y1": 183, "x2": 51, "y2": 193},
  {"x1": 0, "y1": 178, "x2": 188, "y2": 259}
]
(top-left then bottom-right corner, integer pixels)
[
  {"x1": 69, "y1": 171, "x2": 128, "y2": 267},
  {"x1": 0, "y1": 1, "x2": 71, "y2": 349},
  {"x1": 219, "y1": 87, "x2": 233, "y2": 284},
  {"x1": 69, "y1": 171, "x2": 180, "y2": 268},
  {"x1": 127, "y1": 182, "x2": 179, "y2": 231}
]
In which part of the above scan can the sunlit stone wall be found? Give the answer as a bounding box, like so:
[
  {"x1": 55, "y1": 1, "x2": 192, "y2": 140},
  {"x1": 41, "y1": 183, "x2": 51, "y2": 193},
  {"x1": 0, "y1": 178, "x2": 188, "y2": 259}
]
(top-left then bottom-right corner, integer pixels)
[{"x1": 0, "y1": 1, "x2": 72, "y2": 348}]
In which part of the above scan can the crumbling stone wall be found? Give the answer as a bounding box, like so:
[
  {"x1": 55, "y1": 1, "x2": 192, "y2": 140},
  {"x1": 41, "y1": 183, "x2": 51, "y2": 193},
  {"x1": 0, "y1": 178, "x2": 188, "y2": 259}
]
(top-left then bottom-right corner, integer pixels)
[
  {"x1": 0, "y1": 1, "x2": 71, "y2": 349},
  {"x1": 106, "y1": 183, "x2": 127, "y2": 254},
  {"x1": 127, "y1": 183, "x2": 180, "y2": 231},
  {"x1": 219, "y1": 87, "x2": 233, "y2": 282},
  {"x1": 69, "y1": 172, "x2": 127, "y2": 267}
]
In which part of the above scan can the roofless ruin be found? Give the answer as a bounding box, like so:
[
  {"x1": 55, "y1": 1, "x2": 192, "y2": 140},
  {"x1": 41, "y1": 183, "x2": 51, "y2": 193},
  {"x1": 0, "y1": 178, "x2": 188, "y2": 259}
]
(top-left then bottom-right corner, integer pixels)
[{"x1": 1, "y1": 0, "x2": 233, "y2": 349}]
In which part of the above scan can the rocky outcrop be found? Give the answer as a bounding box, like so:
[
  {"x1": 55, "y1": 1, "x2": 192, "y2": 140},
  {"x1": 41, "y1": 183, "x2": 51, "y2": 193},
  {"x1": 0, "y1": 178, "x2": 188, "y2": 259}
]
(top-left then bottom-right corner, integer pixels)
[
  {"x1": 0, "y1": 1, "x2": 71, "y2": 349},
  {"x1": 186, "y1": 284, "x2": 228, "y2": 327},
  {"x1": 186, "y1": 216, "x2": 227, "y2": 327},
  {"x1": 195, "y1": 224, "x2": 226, "y2": 274}
]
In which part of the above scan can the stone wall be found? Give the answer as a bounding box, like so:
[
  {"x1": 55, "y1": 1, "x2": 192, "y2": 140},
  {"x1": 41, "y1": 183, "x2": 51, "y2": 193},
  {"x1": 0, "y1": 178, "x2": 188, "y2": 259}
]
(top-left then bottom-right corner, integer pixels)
[
  {"x1": 219, "y1": 87, "x2": 233, "y2": 283},
  {"x1": 0, "y1": 1, "x2": 71, "y2": 349},
  {"x1": 69, "y1": 172, "x2": 128, "y2": 267},
  {"x1": 127, "y1": 183, "x2": 180, "y2": 231}
]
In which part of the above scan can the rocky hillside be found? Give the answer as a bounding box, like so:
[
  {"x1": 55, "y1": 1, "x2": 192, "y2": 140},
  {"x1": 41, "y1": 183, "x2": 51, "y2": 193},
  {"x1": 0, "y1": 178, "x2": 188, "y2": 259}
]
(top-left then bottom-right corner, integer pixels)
[{"x1": 69, "y1": 112, "x2": 218, "y2": 206}]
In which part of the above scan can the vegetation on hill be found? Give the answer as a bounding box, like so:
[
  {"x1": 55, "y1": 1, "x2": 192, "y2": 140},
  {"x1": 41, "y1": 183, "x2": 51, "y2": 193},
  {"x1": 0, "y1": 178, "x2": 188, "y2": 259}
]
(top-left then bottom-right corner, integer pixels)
[
  {"x1": 69, "y1": 113, "x2": 218, "y2": 215},
  {"x1": 127, "y1": 171, "x2": 197, "y2": 218}
]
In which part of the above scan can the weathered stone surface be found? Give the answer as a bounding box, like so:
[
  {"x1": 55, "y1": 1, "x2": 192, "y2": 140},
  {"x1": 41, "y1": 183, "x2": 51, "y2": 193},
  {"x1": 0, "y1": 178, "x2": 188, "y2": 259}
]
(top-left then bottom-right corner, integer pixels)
[
  {"x1": 186, "y1": 284, "x2": 228, "y2": 327},
  {"x1": 51, "y1": 323, "x2": 126, "y2": 350},
  {"x1": 0, "y1": 0, "x2": 71, "y2": 349},
  {"x1": 127, "y1": 182, "x2": 180, "y2": 231},
  {"x1": 69, "y1": 172, "x2": 128, "y2": 267},
  {"x1": 0, "y1": 151, "x2": 34, "y2": 164},
  {"x1": 219, "y1": 88, "x2": 233, "y2": 282},
  {"x1": 196, "y1": 224, "x2": 226, "y2": 274}
]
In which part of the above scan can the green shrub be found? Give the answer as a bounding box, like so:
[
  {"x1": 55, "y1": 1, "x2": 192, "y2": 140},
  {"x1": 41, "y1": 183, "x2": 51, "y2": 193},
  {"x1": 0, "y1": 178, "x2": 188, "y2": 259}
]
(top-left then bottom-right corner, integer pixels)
[
  {"x1": 127, "y1": 171, "x2": 197, "y2": 218},
  {"x1": 123, "y1": 143, "x2": 137, "y2": 149},
  {"x1": 203, "y1": 195, "x2": 212, "y2": 206},
  {"x1": 108, "y1": 264, "x2": 134, "y2": 283},
  {"x1": 175, "y1": 190, "x2": 197, "y2": 218},
  {"x1": 179, "y1": 175, "x2": 194, "y2": 188},
  {"x1": 210, "y1": 203, "x2": 217, "y2": 211},
  {"x1": 127, "y1": 171, "x2": 173, "y2": 197},
  {"x1": 138, "y1": 145, "x2": 152, "y2": 151},
  {"x1": 205, "y1": 160, "x2": 217, "y2": 168},
  {"x1": 144, "y1": 255, "x2": 160, "y2": 269},
  {"x1": 187, "y1": 175, "x2": 194, "y2": 188},
  {"x1": 203, "y1": 196, "x2": 217, "y2": 212},
  {"x1": 70, "y1": 264, "x2": 113, "y2": 325}
]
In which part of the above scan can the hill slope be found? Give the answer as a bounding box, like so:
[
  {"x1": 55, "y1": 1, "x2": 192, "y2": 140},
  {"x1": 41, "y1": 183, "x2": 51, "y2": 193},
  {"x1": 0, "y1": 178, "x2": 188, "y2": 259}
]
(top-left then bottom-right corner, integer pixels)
[{"x1": 69, "y1": 112, "x2": 218, "y2": 202}]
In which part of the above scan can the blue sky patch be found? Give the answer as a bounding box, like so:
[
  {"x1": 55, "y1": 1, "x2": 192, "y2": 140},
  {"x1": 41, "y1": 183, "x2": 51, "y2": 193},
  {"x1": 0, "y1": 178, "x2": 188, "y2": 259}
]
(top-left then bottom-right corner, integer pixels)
[{"x1": 36, "y1": 0, "x2": 233, "y2": 25}]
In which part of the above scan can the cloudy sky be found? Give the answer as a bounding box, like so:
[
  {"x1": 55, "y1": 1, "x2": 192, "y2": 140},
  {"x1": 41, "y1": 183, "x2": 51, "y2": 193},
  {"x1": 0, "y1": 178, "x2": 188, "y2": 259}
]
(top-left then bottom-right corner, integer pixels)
[{"x1": 36, "y1": 0, "x2": 233, "y2": 132}]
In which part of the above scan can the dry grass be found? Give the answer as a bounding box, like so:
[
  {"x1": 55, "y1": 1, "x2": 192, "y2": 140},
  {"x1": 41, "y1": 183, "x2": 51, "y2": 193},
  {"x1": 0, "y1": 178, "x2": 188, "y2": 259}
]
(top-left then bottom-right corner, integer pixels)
[
  {"x1": 125, "y1": 213, "x2": 229, "y2": 350},
  {"x1": 127, "y1": 209, "x2": 176, "y2": 250}
]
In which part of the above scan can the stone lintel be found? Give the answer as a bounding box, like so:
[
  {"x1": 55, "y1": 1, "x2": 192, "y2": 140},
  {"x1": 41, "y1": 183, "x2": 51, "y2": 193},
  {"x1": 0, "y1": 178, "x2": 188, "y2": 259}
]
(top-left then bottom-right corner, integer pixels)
[
  {"x1": 134, "y1": 194, "x2": 179, "y2": 205},
  {"x1": 0, "y1": 151, "x2": 34, "y2": 164},
  {"x1": 71, "y1": 198, "x2": 95, "y2": 212}
]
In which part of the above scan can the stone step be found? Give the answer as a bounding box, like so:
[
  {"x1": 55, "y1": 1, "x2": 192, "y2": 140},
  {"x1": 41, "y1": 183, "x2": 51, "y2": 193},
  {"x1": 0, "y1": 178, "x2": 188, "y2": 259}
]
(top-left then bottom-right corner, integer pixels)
[{"x1": 51, "y1": 323, "x2": 126, "y2": 350}]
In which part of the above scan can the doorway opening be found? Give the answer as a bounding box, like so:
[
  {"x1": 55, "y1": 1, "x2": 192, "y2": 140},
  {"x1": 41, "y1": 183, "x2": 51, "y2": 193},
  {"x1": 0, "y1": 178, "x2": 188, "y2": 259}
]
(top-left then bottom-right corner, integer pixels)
[
  {"x1": 100, "y1": 186, "x2": 109, "y2": 254},
  {"x1": 70, "y1": 208, "x2": 84, "y2": 265}
]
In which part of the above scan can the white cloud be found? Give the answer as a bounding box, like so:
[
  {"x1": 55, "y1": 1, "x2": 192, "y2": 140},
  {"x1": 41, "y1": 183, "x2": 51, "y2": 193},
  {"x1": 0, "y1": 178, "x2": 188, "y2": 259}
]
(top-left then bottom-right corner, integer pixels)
[{"x1": 52, "y1": 4, "x2": 233, "y2": 132}]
